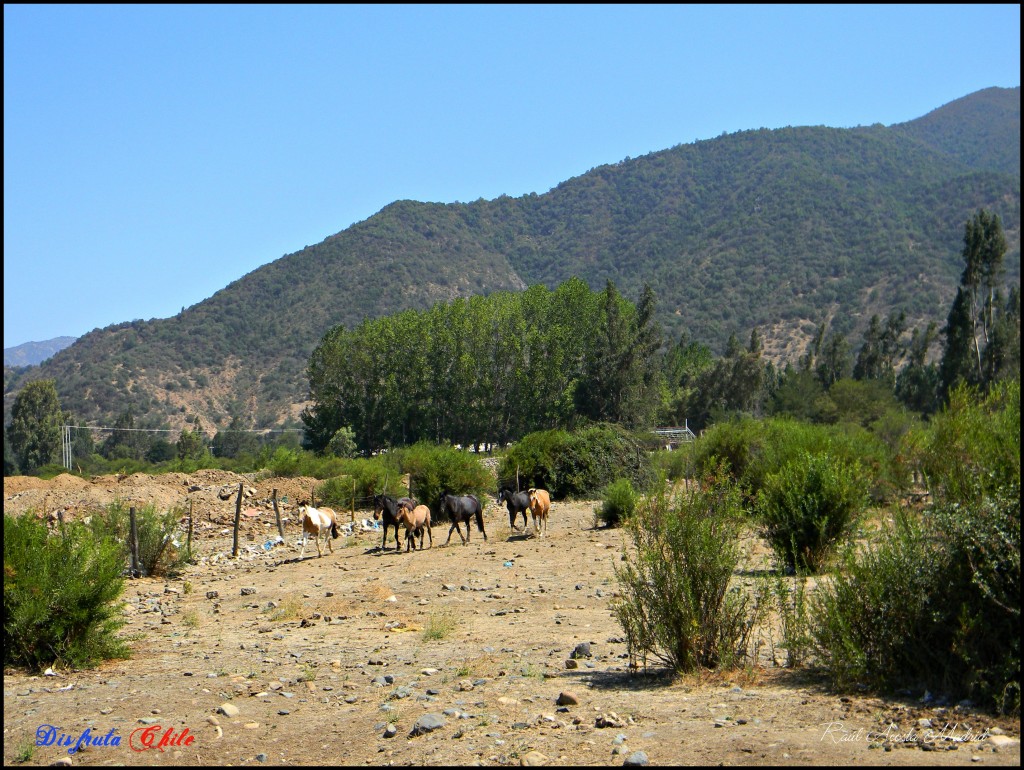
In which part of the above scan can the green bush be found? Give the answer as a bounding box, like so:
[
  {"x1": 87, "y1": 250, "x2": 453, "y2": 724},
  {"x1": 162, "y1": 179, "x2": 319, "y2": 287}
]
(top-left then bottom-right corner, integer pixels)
[
  {"x1": 914, "y1": 381, "x2": 1020, "y2": 506},
  {"x1": 596, "y1": 478, "x2": 638, "y2": 528},
  {"x1": 87, "y1": 502, "x2": 191, "y2": 578},
  {"x1": 755, "y1": 452, "x2": 868, "y2": 573},
  {"x1": 500, "y1": 423, "x2": 655, "y2": 499},
  {"x1": 314, "y1": 456, "x2": 401, "y2": 507},
  {"x1": 812, "y1": 381, "x2": 1020, "y2": 714},
  {"x1": 395, "y1": 442, "x2": 494, "y2": 515},
  {"x1": 649, "y1": 443, "x2": 694, "y2": 483},
  {"x1": 613, "y1": 467, "x2": 757, "y2": 672},
  {"x1": 4, "y1": 513, "x2": 130, "y2": 671},
  {"x1": 693, "y1": 417, "x2": 902, "y2": 506}
]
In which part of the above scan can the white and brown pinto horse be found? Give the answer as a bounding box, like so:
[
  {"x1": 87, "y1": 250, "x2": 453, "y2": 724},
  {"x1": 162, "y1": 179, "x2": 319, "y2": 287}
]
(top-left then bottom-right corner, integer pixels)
[{"x1": 298, "y1": 503, "x2": 340, "y2": 558}]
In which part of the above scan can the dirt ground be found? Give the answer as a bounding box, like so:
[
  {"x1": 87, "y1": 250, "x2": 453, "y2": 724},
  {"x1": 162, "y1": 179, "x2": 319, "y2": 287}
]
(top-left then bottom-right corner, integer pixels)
[{"x1": 3, "y1": 470, "x2": 1020, "y2": 767}]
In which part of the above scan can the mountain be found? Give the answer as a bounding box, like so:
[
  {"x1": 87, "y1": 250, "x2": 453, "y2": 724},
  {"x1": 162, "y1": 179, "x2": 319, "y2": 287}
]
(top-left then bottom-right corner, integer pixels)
[
  {"x1": 3, "y1": 337, "x2": 78, "y2": 367},
  {"x1": 4, "y1": 87, "x2": 1019, "y2": 434}
]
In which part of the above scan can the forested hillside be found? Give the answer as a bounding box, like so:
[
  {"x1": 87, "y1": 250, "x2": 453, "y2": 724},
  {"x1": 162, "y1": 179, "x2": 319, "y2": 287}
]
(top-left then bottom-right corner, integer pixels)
[{"x1": 4, "y1": 87, "x2": 1019, "y2": 434}]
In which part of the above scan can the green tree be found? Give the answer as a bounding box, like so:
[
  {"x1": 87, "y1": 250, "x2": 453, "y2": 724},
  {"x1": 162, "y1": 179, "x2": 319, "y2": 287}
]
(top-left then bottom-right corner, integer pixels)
[
  {"x1": 960, "y1": 209, "x2": 1007, "y2": 378},
  {"x1": 100, "y1": 409, "x2": 149, "y2": 461},
  {"x1": 940, "y1": 287, "x2": 977, "y2": 398},
  {"x1": 815, "y1": 332, "x2": 852, "y2": 389},
  {"x1": 854, "y1": 311, "x2": 905, "y2": 385},
  {"x1": 212, "y1": 416, "x2": 260, "y2": 459},
  {"x1": 895, "y1": 322, "x2": 941, "y2": 416},
  {"x1": 176, "y1": 420, "x2": 207, "y2": 461},
  {"x1": 8, "y1": 380, "x2": 66, "y2": 472}
]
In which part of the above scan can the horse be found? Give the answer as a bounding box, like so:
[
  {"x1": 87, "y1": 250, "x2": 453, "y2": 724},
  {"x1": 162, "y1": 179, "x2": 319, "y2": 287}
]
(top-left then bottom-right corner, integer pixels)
[
  {"x1": 396, "y1": 503, "x2": 432, "y2": 552},
  {"x1": 298, "y1": 504, "x2": 340, "y2": 558},
  {"x1": 372, "y1": 494, "x2": 416, "y2": 551},
  {"x1": 438, "y1": 491, "x2": 487, "y2": 545},
  {"x1": 527, "y1": 488, "x2": 551, "y2": 538},
  {"x1": 497, "y1": 487, "x2": 531, "y2": 531}
]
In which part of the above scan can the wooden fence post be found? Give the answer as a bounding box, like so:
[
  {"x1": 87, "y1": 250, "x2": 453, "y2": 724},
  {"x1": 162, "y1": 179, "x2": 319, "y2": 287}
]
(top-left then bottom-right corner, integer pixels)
[
  {"x1": 351, "y1": 478, "x2": 356, "y2": 523},
  {"x1": 186, "y1": 498, "x2": 194, "y2": 561},
  {"x1": 272, "y1": 489, "x2": 284, "y2": 539},
  {"x1": 129, "y1": 506, "x2": 140, "y2": 578},
  {"x1": 232, "y1": 482, "x2": 243, "y2": 557}
]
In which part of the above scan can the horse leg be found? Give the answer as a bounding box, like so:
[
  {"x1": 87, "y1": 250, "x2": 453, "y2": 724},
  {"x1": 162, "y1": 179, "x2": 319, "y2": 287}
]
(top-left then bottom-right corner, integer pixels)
[
  {"x1": 426, "y1": 523, "x2": 432, "y2": 549},
  {"x1": 300, "y1": 531, "x2": 307, "y2": 558}
]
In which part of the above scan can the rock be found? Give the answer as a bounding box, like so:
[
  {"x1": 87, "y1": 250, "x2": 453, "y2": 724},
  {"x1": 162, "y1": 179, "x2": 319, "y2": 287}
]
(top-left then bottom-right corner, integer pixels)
[
  {"x1": 596, "y1": 713, "x2": 625, "y2": 729},
  {"x1": 556, "y1": 691, "x2": 579, "y2": 706},
  {"x1": 52, "y1": 759, "x2": 73, "y2": 767},
  {"x1": 520, "y1": 750, "x2": 549, "y2": 766},
  {"x1": 383, "y1": 724, "x2": 398, "y2": 738},
  {"x1": 623, "y1": 750, "x2": 649, "y2": 766},
  {"x1": 410, "y1": 713, "x2": 447, "y2": 736},
  {"x1": 255, "y1": 753, "x2": 268, "y2": 762},
  {"x1": 571, "y1": 642, "x2": 592, "y2": 659},
  {"x1": 206, "y1": 715, "x2": 220, "y2": 726},
  {"x1": 565, "y1": 659, "x2": 578, "y2": 670},
  {"x1": 206, "y1": 591, "x2": 219, "y2": 600},
  {"x1": 987, "y1": 735, "x2": 1020, "y2": 749},
  {"x1": 241, "y1": 587, "x2": 256, "y2": 596},
  {"x1": 218, "y1": 703, "x2": 240, "y2": 717}
]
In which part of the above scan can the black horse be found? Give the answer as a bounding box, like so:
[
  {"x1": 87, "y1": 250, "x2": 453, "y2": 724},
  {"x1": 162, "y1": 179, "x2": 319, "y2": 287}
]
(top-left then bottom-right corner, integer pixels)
[
  {"x1": 372, "y1": 494, "x2": 416, "y2": 551},
  {"x1": 438, "y1": 491, "x2": 487, "y2": 545},
  {"x1": 497, "y1": 487, "x2": 530, "y2": 531}
]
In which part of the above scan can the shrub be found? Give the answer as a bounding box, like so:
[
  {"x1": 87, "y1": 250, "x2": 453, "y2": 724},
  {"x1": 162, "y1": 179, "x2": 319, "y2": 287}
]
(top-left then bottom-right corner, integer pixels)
[
  {"x1": 649, "y1": 443, "x2": 694, "y2": 483},
  {"x1": 314, "y1": 456, "x2": 400, "y2": 507},
  {"x1": 596, "y1": 478, "x2": 637, "y2": 528},
  {"x1": 755, "y1": 452, "x2": 868, "y2": 573},
  {"x1": 500, "y1": 423, "x2": 655, "y2": 499},
  {"x1": 812, "y1": 381, "x2": 1020, "y2": 714},
  {"x1": 693, "y1": 417, "x2": 902, "y2": 506},
  {"x1": 914, "y1": 381, "x2": 1020, "y2": 507},
  {"x1": 4, "y1": 513, "x2": 130, "y2": 671},
  {"x1": 613, "y1": 468, "x2": 757, "y2": 672},
  {"x1": 87, "y1": 501, "x2": 191, "y2": 578},
  {"x1": 395, "y1": 442, "x2": 494, "y2": 515}
]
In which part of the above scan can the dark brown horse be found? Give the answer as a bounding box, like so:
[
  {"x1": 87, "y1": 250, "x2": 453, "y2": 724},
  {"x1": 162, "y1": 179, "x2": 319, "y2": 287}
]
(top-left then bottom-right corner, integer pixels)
[
  {"x1": 438, "y1": 491, "x2": 487, "y2": 545},
  {"x1": 372, "y1": 494, "x2": 416, "y2": 551}
]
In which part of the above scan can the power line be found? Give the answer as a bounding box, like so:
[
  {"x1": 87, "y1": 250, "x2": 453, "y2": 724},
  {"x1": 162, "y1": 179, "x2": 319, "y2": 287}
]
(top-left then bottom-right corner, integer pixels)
[{"x1": 64, "y1": 425, "x2": 304, "y2": 433}]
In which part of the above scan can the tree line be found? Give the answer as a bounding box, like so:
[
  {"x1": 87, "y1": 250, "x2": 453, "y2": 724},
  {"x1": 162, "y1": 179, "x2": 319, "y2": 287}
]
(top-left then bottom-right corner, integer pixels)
[{"x1": 5, "y1": 209, "x2": 1019, "y2": 473}]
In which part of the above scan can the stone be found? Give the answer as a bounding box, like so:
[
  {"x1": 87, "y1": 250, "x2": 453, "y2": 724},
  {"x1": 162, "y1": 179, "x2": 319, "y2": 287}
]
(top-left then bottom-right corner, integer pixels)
[
  {"x1": 571, "y1": 642, "x2": 592, "y2": 659},
  {"x1": 520, "y1": 750, "x2": 549, "y2": 766},
  {"x1": 564, "y1": 659, "x2": 578, "y2": 670},
  {"x1": 218, "y1": 703, "x2": 239, "y2": 717},
  {"x1": 556, "y1": 691, "x2": 579, "y2": 706},
  {"x1": 623, "y1": 750, "x2": 650, "y2": 766},
  {"x1": 410, "y1": 713, "x2": 447, "y2": 736}
]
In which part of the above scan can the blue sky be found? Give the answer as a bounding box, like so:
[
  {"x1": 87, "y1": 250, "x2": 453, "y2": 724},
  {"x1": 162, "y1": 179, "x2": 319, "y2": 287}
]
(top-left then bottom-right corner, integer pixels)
[{"x1": 4, "y1": 4, "x2": 1020, "y2": 349}]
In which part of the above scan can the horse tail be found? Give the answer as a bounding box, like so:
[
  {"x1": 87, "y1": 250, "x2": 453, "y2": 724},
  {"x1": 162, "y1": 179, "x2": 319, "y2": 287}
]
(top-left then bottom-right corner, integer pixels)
[{"x1": 330, "y1": 519, "x2": 340, "y2": 539}]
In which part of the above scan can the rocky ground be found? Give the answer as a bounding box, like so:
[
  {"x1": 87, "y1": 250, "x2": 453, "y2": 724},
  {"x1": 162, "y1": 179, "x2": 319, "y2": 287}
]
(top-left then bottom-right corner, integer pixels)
[{"x1": 3, "y1": 470, "x2": 1020, "y2": 766}]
